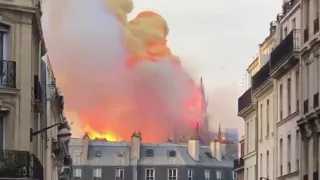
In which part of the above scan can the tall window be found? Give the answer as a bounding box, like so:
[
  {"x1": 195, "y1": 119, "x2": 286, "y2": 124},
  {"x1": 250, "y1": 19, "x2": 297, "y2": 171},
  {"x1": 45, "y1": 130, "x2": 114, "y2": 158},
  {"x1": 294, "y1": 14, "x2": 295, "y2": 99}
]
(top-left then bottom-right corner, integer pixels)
[
  {"x1": 204, "y1": 169, "x2": 210, "y2": 180},
  {"x1": 168, "y1": 168, "x2": 178, "y2": 180},
  {"x1": 288, "y1": 78, "x2": 292, "y2": 115},
  {"x1": 307, "y1": 63, "x2": 310, "y2": 99},
  {"x1": 216, "y1": 170, "x2": 222, "y2": 180},
  {"x1": 187, "y1": 169, "x2": 193, "y2": 180},
  {"x1": 306, "y1": 0, "x2": 310, "y2": 29},
  {"x1": 266, "y1": 100, "x2": 270, "y2": 136},
  {"x1": 93, "y1": 168, "x2": 102, "y2": 179},
  {"x1": 288, "y1": 134, "x2": 292, "y2": 173},
  {"x1": 73, "y1": 168, "x2": 82, "y2": 178},
  {"x1": 116, "y1": 168, "x2": 124, "y2": 179},
  {"x1": 280, "y1": 84, "x2": 283, "y2": 119},
  {"x1": 267, "y1": 151, "x2": 269, "y2": 178},
  {"x1": 316, "y1": 56, "x2": 320, "y2": 93},
  {"x1": 280, "y1": 138, "x2": 283, "y2": 175},
  {"x1": 260, "y1": 153, "x2": 263, "y2": 177},
  {"x1": 246, "y1": 122, "x2": 249, "y2": 153},
  {"x1": 292, "y1": 18, "x2": 296, "y2": 29},
  {"x1": 145, "y1": 169, "x2": 155, "y2": 180},
  {"x1": 246, "y1": 168, "x2": 249, "y2": 180},
  {"x1": 260, "y1": 104, "x2": 263, "y2": 139},
  {"x1": 296, "y1": 129, "x2": 300, "y2": 170},
  {"x1": 314, "y1": 136, "x2": 319, "y2": 170},
  {"x1": 0, "y1": 117, "x2": 3, "y2": 150},
  {"x1": 296, "y1": 70, "x2": 300, "y2": 110},
  {"x1": 284, "y1": 27, "x2": 288, "y2": 37}
]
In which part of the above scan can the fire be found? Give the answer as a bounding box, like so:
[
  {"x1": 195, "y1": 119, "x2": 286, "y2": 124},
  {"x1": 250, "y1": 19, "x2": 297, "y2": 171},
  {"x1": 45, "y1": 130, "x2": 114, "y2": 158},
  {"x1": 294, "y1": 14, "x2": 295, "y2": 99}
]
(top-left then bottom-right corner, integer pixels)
[{"x1": 84, "y1": 125, "x2": 119, "y2": 141}]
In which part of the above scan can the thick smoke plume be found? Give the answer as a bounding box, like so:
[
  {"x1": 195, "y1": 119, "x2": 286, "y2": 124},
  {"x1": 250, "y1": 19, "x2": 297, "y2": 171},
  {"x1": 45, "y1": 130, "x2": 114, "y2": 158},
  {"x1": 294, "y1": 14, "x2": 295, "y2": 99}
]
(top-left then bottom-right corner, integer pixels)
[{"x1": 41, "y1": 0, "x2": 202, "y2": 142}]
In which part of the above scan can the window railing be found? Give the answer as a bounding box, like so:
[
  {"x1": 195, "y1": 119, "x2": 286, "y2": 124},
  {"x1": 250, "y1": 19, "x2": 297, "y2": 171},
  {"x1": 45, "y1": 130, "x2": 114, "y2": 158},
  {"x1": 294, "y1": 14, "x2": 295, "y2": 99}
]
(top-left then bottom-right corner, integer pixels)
[
  {"x1": 0, "y1": 60, "x2": 16, "y2": 88},
  {"x1": 0, "y1": 150, "x2": 43, "y2": 180}
]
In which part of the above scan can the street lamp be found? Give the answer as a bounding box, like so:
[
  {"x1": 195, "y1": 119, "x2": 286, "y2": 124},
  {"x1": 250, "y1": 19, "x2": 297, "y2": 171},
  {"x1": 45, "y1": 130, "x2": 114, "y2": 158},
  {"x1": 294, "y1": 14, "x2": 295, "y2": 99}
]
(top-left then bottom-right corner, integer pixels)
[{"x1": 30, "y1": 121, "x2": 72, "y2": 142}]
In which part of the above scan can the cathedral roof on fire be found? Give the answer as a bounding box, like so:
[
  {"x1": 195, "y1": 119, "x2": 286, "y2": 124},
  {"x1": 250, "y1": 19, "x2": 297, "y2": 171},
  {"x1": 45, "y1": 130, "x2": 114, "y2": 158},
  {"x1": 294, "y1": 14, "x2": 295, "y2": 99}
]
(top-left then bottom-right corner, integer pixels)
[{"x1": 69, "y1": 138, "x2": 233, "y2": 167}]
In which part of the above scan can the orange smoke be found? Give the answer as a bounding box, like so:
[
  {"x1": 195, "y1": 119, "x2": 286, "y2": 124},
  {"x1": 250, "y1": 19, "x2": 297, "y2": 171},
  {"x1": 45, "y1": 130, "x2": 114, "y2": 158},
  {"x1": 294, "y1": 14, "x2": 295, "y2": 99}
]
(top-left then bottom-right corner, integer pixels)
[{"x1": 42, "y1": 0, "x2": 203, "y2": 142}]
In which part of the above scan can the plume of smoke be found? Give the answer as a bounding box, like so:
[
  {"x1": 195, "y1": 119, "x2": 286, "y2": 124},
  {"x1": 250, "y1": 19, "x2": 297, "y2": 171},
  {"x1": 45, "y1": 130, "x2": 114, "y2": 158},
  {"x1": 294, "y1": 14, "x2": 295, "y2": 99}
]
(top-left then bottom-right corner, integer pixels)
[{"x1": 41, "y1": 0, "x2": 200, "y2": 142}]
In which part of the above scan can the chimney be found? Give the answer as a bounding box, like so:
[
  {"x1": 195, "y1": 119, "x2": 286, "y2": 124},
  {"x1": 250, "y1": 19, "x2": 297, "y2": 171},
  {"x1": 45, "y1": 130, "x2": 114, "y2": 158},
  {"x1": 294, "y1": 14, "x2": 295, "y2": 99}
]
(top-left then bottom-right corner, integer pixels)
[
  {"x1": 188, "y1": 136, "x2": 200, "y2": 161},
  {"x1": 220, "y1": 142, "x2": 227, "y2": 156},
  {"x1": 81, "y1": 133, "x2": 90, "y2": 163},
  {"x1": 210, "y1": 140, "x2": 216, "y2": 157},
  {"x1": 130, "y1": 131, "x2": 141, "y2": 164},
  {"x1": 215, "y1": 140, "x2": 222, "y2": 161}
]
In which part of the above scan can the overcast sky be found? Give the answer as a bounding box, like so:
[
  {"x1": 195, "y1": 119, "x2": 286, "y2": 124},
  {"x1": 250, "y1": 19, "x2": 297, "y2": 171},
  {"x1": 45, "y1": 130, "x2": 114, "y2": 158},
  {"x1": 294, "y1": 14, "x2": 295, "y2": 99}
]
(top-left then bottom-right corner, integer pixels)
[{"x1": 128, "y1": 0, "x2": 282, "y2": 134}]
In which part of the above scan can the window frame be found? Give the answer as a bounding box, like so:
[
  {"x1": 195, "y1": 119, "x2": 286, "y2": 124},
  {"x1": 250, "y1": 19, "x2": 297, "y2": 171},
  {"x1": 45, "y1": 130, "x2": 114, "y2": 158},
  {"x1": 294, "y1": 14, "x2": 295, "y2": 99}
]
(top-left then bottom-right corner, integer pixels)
[
  {"x1": 115, "y1": 167, "x2": 124, "y2": 179},
  {"x1": 216, "y1": 170, "x2": 222, "y2": 180},
  {"x1": 145, "y1": 168, "x2": 155, "y2": 180},
  {"x1": 204, "y1": 169, "x2": 211, "y2": 180},
  {"x1": 73, "y1": 168, "x2": 82, "y2": 178},
  {"x1": 93, "y1": 167, "x2": 102, "y2": 178},
  {"x1": 168, "y1": 168, "x2": 178, "y2": 180},
  {"x1": 187, "y1": 169, "x2": 193, "y2": 180}
]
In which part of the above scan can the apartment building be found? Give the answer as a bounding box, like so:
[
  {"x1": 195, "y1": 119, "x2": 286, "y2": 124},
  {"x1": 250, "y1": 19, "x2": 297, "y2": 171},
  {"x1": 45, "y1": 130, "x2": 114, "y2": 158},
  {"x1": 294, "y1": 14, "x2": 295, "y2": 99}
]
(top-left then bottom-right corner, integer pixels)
[
  {"x1": 69, "y1": 132, "x2": 234, "y2": 180},
  {"x1": 297, "y1": 0, "x2": 320, "y2": 179},
  {"x1": 0, "y1": 1, "x2": 72, "y2": 180},
  {"x1": 269, "y1": 1, "x2": 301, "y2": 180},
  {"x1": 237, "y1": 57, "x2": 259, "y2": 180},
  {"x1": 233, "y1": 136, "x2": 245, "y2": 180}
]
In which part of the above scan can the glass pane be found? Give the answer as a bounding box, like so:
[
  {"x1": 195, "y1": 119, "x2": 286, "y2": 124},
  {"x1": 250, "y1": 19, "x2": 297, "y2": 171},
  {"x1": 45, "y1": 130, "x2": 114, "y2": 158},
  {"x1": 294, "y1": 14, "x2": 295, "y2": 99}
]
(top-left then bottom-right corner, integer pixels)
[{"x1": 0, "y1": 117, "x2": 3, "y2": 150}]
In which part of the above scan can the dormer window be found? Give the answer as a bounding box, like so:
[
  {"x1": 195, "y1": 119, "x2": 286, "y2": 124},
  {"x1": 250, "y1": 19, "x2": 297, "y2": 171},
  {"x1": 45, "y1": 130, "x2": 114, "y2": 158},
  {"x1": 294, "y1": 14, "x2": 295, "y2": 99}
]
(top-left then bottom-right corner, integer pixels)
[
  {"x1": 117, "y1": 152, "x2": 124, "y2": 157},
  {"x1": 95, "y1": 151, "x2": 102, "y2": 157},
  {"x1": 145, "y1": 149, "x2": 154, "y2": 157},
  {"x1": 169, "y1": 150, "x2": 176, "y2": 157}
]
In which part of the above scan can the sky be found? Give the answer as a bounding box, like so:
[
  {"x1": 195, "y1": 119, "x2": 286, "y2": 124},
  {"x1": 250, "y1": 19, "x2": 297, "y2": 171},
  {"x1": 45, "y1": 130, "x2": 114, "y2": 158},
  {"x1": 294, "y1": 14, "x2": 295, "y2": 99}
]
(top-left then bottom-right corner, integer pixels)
[{"x1": 126, "y1": 0, "x2": 282, "y2": 135}]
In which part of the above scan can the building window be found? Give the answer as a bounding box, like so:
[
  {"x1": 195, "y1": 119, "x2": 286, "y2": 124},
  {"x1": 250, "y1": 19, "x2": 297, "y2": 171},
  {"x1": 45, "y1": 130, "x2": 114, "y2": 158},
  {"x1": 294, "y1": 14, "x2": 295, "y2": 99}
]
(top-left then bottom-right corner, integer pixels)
[
  {"x1": 246, "y1": 122, "x2": 249, "y2": 153},
  {"x1": 288, "y1": 78, "x2": 291, "y2": 115},
  {"x1": 316, "y1": 56, "x2": 320, "y2": 93},
  {"x1": 246, "y1": 168, "x2": 249, "y2": 179},
  {"x1": 187, "y1": 169, "x2": 193, "y2": 180},
  {"x1": 280, "y1": 84, "x2": 283, "y2": 119},
  {"x1": 266, "y1": 100, "x2": 270, "y2": 136},
  {"x1": 0, "y1": 25, "x2": 9, "y2": 60},
  {"x1": 296, "y1": 129, "x2": 300, "y2": 171},
  {"x1": 267, "y1": 151, "x2": 269, "y2": 178},
  {"x1": 115, "y1": 168, "x2": 124, "y2": 179},
  {"x1": 288, "y1": 134, "x2": 291, "y2": 173},
  {"x1": 292, "y1": 18, "x2": 296, "y2": 29},
  {"x1": 260, "y1": 153, "x2": 263, "y2": 177},
  {"x1": 145, "y1": 169, "x2": 155, "y2": 180},
  {"x1": 260, "y1": 103, "x2": 263, "y2": 139},
  {"x1": 95, "y1": 151, "x2": 102, "y2": 157},
  {"x1": 168, "y1": 168, "x2": 178, "y2": 180},
  {"x1": 307, "y1": 63, "x2": 310, "y2": 99},
  {"x1": 284, "y1": 27, "x2": 288, "y2": 37},
  {"x1": 0, "y1": 117, "x2": 4, "y2": 150},
  {"x1": 280, "y1": 138, "x2": 283, "y2": 175},
  {"x1": 93, "y1": 168, "x2": 102, "y2": 178},
  {"x1": 72, "y1": 151, "x2": 81, "y2": 165},
  {"x1": 204, "y1": 169, "x2": 210, "y2": 180},
  {"x1": 296, "y1": 70, "x2": 300, "y2": 110},
  {"x1": 73, "y1": 168, "x2": 82, "y2": 178},
  {"x1": 216, "y1": 170, "x2": 222, "y2": 180}
]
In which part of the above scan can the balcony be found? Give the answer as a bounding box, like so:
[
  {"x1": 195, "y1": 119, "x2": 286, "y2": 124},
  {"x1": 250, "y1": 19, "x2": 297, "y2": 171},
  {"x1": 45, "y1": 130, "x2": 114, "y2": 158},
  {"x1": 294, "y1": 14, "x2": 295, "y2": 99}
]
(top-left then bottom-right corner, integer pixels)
[
  {"x1": 238, "y1": 88, "x2": 252, "y2": 115},
  {"x1": 314, "y1": 17, "x2": 319, "y2": 34},
  {"x1": 0, "y1": 60, "x2": 16, "y2": 88},
  {"x1": 270, "y1": 29, "x2": 300, "y2": 79},
  {"x1": 304, "y1": 28, "x2": 309, "y2": 43},
  {"x1": 233, "y1": 158, "x2": 244, "y2": 170},
  {"x1": 0, "y1": 150, "x2": 43, "y2": 180},
  {"x1": 252, "y1": 63, "x2": 270, "y2": 93},
  {"x1": 50, "y1": 79, "x2": 64, "y2": 113}
]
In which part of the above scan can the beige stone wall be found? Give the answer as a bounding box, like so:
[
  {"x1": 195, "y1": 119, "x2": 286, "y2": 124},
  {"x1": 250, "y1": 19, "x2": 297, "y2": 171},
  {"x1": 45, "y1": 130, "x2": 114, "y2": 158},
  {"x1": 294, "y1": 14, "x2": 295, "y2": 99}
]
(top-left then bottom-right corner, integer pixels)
[{"x1": 0, "y1": 2, "x2": 43, "y2": 154}]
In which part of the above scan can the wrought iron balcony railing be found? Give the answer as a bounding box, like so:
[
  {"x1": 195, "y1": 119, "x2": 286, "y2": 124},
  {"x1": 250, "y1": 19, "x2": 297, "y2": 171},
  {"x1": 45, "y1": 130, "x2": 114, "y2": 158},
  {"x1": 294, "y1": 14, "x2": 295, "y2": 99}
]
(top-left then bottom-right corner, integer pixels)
[
  {"x1": 238, "y1": 88, "x2": 252, "y2": 114},
  {"x1": 252, "y1": 63, "x2": 270, "y2": 93},
  {"x1": 270, "y1": 29, "x2": 300, "y2": 72},
  {"x1": 50, "y1": 79, "x2": 65, "y2": 112},
  {"x1": 0, "y1": 150, "x2": 43, "y2": 180},
  {"x1": 0, "y1": 60, "x2": 16, "y2": 88},
  {"x1": 233, "y1": 158, "x2": 244, "y2": 170}
]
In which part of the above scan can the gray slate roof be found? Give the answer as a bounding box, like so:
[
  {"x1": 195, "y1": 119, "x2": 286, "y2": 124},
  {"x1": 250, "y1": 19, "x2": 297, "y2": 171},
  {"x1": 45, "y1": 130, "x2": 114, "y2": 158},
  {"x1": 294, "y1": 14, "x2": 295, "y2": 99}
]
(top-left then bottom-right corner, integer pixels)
[{"x1": 69, "y1": 138, "x2": 233, "y2": 168}]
